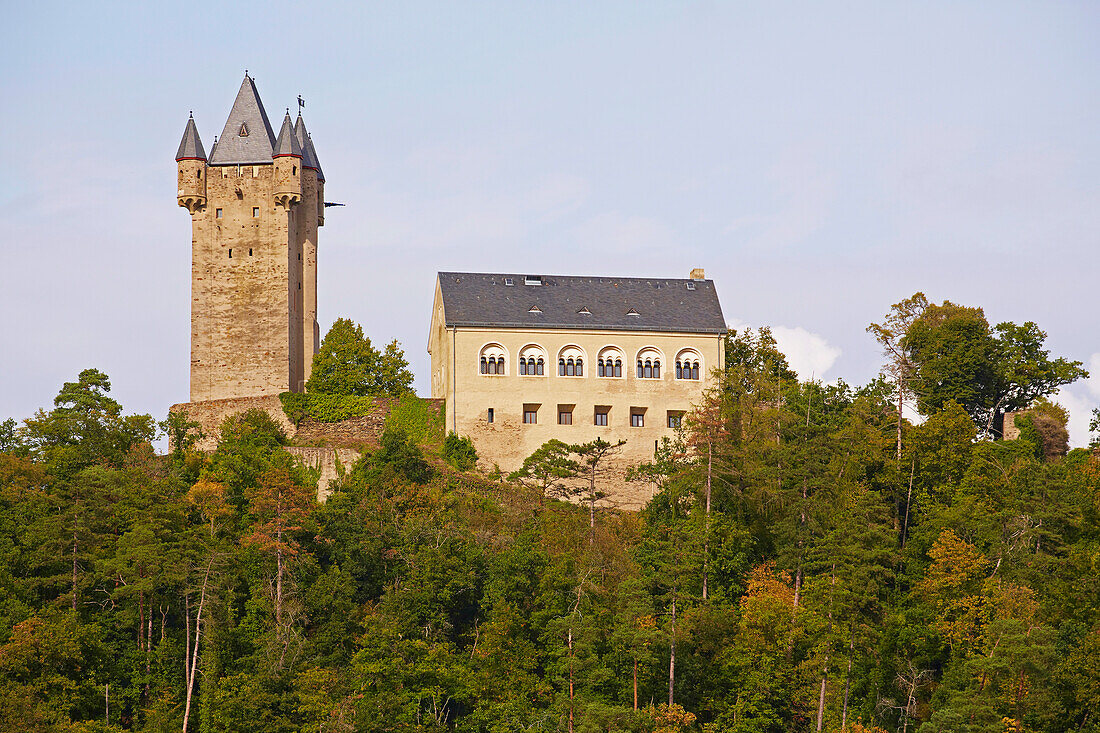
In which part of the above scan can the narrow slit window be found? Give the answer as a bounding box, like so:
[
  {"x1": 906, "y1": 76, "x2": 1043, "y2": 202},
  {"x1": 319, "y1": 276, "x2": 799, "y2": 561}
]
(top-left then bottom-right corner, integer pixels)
[
  {"x1": 215, "y1": 208, "x2": 223, "y2": 218},
  {"x1": 487, "y1": 408, "x2": 494, "y2": 424},
  {"x1": 228, "y1": 248, "x2": 232, "y2": 258},
  {"x1": 252, "y1": 207, "x2": 260, "y2": 217},
  {"x1": 248, "y1": 248, "x2": 253, "y2": 256}
]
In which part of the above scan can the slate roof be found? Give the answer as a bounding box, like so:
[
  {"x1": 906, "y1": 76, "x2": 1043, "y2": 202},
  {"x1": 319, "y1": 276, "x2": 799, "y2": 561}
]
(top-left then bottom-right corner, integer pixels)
[
  {"x1": 175, "y1": 114, "x2": 206, "y2": 161},
  {"x1": 209, "y1": 74, "x2": 277, "y2": 165},
  {"x1": 273, "y1": 113, "x2": 302, "y2": 158},
  {"x1": 294, "y1": 115, "x2": 320, "y2": 171},
  {"x1": 306, "y1": 134, "x2": 324, "y2": 182},
  {"x1": 438, "y1": 272, "x2": 727, "y2": 334}
]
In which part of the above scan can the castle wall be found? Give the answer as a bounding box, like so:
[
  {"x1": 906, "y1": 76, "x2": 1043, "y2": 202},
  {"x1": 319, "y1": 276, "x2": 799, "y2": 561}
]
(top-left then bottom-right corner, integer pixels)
[
  {"x1": 430, "y1": 323, "x2": 723, "y2": 510},
  {"x1": 190, "y1": 164, "x2": 299, "y2": 401},
  {"x1": 299, "y1": 169, "x2": 320, "y2": 386}
]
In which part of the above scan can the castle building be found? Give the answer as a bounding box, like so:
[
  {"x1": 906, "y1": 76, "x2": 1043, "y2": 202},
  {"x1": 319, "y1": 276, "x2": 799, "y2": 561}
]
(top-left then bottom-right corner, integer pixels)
[
  {"x1": 175, "y1": 73, "x2": 325, "y2": 402},
  {"x1": 428, "y1": 270, "x2": 726, "y2": 504}
]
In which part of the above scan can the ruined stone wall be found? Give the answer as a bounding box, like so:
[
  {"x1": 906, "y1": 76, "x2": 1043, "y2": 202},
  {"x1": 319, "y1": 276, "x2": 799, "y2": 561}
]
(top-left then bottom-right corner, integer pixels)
[
  {"x1": 170, "y1": 394, "x2": 294, "y2": 452},
  {"x1": 284, "y1": 446, "x2": 361, "y2": 501}
]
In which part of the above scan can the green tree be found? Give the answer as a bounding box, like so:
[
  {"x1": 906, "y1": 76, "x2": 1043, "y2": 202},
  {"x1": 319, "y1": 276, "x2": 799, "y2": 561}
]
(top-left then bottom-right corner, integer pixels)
[
  {"x1": 306, "y1": 318, "x2": 414, "y2": 397},
  {"x1": 902, "y1": 301, "x2": 1087, "y2": 436}
]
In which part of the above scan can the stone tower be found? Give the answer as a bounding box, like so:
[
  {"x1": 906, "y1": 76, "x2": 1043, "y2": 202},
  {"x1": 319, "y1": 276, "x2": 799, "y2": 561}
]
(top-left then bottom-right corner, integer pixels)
[{"x1": 175, "y1": 74, "x2": 325, "y2": 402}]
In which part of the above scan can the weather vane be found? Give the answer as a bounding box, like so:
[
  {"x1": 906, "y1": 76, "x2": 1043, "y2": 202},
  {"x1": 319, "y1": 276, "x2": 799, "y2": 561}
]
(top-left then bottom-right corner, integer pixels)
[{"x1": 297, "y1": 95, "x2": 305, "y2": 113}]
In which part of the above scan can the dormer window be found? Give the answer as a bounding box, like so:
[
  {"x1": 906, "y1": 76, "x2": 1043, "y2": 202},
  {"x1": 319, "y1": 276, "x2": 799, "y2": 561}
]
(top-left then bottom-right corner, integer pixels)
[
  {"x1": 239, "y1": 123, "x2": 249, "y2": 137},
  {"x1": 524, "y1": 275, "x2": 543, "y2": 286}
]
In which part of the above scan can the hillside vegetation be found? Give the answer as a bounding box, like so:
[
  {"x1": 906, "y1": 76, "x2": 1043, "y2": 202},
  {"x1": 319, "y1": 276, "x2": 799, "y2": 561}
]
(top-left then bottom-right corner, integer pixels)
[{"x1": 1, "y1": 296, "x2": 1099, "y2": 733}]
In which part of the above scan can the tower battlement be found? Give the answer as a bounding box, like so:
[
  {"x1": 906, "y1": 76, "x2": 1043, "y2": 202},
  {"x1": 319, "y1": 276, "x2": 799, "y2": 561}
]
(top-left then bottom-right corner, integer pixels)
[{"x1": 175, "y1": 74, "x2": 325, "y2": 402}]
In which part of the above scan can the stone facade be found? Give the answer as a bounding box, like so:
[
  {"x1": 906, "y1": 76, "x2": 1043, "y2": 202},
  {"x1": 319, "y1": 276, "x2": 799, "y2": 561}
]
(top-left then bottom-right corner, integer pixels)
[
  {"x1": 428, "y1": 273, "x2": 725, "y2": 509},
  {"x1": 170, "y1": 394, "x2": 294, "y2": 452}
]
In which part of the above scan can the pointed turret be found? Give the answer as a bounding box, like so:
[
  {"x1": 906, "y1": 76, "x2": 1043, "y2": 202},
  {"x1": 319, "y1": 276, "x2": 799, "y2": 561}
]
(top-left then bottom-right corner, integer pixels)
[
  {"x1": 306, "y1": 134, "x2": 324, "y2": 182},
  {"x1": 294, "y1": 115, "x2": 319, "y2": 172},
  {"x1": 273, "y1": 112, "x2": 302, "y2": 158},
  {"x1": 175, "y1": 114, "x2": 207, "y2": 161},
  {"x1": 273, "y1": 112, "x2": 302, "y2": 208},
  {"x1": 210, "y1": 73, "x2": 277, "y2": 165},
  {"x1": 176, "y1": 113, "x2": 207, "y2": 214}
]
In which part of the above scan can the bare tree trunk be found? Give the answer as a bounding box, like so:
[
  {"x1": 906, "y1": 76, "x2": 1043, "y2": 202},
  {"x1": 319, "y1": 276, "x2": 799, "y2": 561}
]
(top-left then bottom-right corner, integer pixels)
[
  {"x1": 568, "y1": 627, "x2": 574, "y2": 733},
  {"x1": 668, "y1": 595, "x2": 676, "y2": 706},
  {"x1": 633, "y1": 657, "x2": 638, "y2": 711},
  {"x1": 902, "y1": 458, "x2": 915, "y2": 548},
  {"x1": 72, "y1": 526, "x2": 79, "y2": 612},
  {"x1": 896, "y1": 388, "x2": 904, "y2": 462},
  {"x1": 841, "y1": 623, "x2": 854, "y2": 730},
  {"x1": 815, "y1": 565, "x2": 836, "y2": 732},
  {"x1": 182, "y1": 564, "x2": 211, "y2": 733},
  {"x1": 588, "y1": 466, "x2": 596, "y2": 544},
  {"x1": 703, "y1": 439, "x2": 712, "y2": 601}
]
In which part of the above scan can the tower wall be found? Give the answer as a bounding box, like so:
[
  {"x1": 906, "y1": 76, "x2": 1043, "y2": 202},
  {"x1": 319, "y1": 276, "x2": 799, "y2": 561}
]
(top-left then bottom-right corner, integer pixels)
[
  {"x1": 190, "y1": 163, "x2": 303, "y2": 401},
  {"x1": 299, "y1": 168, "x2": 320, "y2": 384}
]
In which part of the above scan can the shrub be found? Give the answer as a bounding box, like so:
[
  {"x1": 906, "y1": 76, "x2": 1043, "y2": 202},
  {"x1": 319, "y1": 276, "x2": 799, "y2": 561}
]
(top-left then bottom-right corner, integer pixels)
[
  {"x1": 385, "y1": 395, "x2": 444, "y2": 448},
  {"x1": 442, "y1": 432, "x2": 477, "y2": 471},
  {"x1": 278, "y1": 392, "x2": 375, "y2": 425}
]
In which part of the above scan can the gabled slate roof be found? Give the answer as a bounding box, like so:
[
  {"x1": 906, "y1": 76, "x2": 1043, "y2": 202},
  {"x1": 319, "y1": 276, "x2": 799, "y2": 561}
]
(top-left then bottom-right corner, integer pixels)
[
  {"x1": 438, "y1": 272, "x2": 727, "y2": 334},
  {"x1": 209, "y1": 74, "x2": 277, "y2": 165},
  {"x1": 294, "y1": 115, "x2": 319, "y2": 171},
  {"x1": 273, "y1": 112, "x2": 302, "y2": 158},
  {"x1": 175, "y1": 114, "x2": 206, "y2": 161}
]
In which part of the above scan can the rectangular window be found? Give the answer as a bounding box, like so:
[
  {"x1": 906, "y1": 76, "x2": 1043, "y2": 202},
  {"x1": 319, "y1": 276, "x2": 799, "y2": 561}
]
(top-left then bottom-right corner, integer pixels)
[
  {"x1": 487, "y1": 408, "x2": 494, "y2": 424},
  {"x1": 252, "y1": 207, "x2": 260, "y2": 217},
  {"x1": 594, "y1": 407, "x2": 609, "y2": 426},
  {"x1": 523, "y1": 410, "x2": 537, "y2": 424},
  {"x1": 667, "y1": 411, "x2": 684, "y2": 429},
  {"x1": 558, "y1": 409, "x2": 573, "y2": 425},
  {"x1": 631, "y1": 409, "x2": 646, "y2": 428},
  {"x1": 215, "y1": 208, "x2": 223, "y2": 218}
]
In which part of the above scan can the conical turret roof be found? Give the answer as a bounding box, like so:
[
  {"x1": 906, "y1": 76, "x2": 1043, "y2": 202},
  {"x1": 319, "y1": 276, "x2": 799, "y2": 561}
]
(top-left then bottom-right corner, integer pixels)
[
  {"x1": 175, "y1": 114, "x2": 207, "y2": 161},
  {"x1": 294, "y1": 115, "x2": 319, "y2": 172},
  {"x1": 273, "y1": 112, "x2": 302, "y2": 158},
  {"x1": 209, "y1": 74, "x2": 277, "y2": 165},
  {"x1": 306, "y1": 134, "x2": 324, "y2": 182}
]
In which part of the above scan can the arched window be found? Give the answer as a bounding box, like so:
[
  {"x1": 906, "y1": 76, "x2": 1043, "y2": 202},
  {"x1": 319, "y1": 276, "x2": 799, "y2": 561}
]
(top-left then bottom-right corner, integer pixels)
[
  {"x1": 519, "y1": 345, "x2": 547, "y2": 377},
  {"x1": 636, "y1": 348, "x2": 664, "y2": 379},
  {"x1": 479, "y1": 344, "x2": 508, "y2": 375},
  {"x1": 675, "y1": 350, "x2": 703, "y2": 380},
  {"x1": 557, "y1": 346, "x2": 587, "y2": 377},
  {"x1": 597, "y1": 347, "x2": 624, "y2": 378}
]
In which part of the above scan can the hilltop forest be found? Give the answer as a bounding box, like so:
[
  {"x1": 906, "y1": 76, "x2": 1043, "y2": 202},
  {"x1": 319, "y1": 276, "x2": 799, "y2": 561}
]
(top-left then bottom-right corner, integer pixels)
[{"x1": 1, "y1": 295, "x2": 1099, "y2": 733}]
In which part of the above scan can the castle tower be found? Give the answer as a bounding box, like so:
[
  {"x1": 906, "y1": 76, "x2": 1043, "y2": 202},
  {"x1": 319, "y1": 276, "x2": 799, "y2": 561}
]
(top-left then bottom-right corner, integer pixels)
[{"x1": 175, "y1": 74, "x2": 324, "y2": 402}]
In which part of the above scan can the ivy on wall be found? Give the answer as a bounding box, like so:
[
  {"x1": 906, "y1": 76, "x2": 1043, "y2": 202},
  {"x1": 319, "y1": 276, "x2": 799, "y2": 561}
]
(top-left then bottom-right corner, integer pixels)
[{"x1": 278, "y1": 392, "x2": 376, "y2": 425}]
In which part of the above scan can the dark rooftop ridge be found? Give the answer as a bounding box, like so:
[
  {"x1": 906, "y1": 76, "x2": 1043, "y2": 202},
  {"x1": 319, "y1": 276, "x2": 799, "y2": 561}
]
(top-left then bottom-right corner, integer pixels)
[{"x1": 438, "y1": 271, "x2": 727, "y2": 334}]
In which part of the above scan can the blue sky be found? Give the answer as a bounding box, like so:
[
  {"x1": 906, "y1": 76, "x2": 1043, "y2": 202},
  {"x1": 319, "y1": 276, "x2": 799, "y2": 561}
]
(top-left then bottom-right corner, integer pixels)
[{"x1": 1, "y1": 1, "x2": 1097, "y2": 443}]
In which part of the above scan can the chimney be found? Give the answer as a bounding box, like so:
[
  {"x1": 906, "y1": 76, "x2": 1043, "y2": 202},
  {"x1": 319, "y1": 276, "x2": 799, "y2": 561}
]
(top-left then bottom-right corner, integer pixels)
[{"x1": 689, "y1": 268, "x2": 705, "y2": 280}]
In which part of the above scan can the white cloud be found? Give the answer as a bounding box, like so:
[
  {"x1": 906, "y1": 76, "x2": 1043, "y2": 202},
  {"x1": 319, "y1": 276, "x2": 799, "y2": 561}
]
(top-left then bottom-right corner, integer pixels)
[
  {"x1": 729, "y1": 318, "x2": 841, "y2": 381},
  {"x1": 1056, "y1": 352, "x2": 1100, "y2": 448}
]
